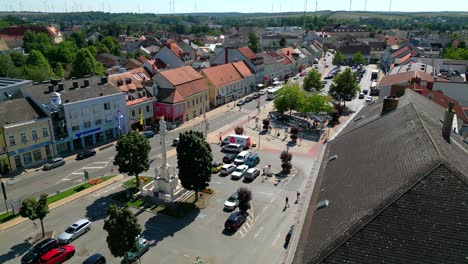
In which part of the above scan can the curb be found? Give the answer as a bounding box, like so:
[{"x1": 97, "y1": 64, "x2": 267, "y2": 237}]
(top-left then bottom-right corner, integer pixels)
[{"x1": 0, "y1": 175, "x2": 125, "y2": 231}]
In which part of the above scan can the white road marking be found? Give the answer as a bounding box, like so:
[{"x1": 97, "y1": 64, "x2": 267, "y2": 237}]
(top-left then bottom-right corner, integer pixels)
[
  {"x1": 82, "y1": 166, "x2": 105, "y2": 169},
  {"x1": 71, "y1": 172, "x2": 84, "y2": 175},
  {"x1": 272, "y1": 233, "x2": 281, "y2": 247},
  {"x1": 253, "y1": 226, "x2": 264, "y2": 239},
  {"x1": 92, "y1": 162, "x2": 109, "y2": 164}
]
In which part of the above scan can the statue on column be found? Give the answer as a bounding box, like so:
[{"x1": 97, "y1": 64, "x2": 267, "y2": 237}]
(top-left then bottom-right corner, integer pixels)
[{"x1": 159, "y1": 116, "x2": 167, "y2": 171}]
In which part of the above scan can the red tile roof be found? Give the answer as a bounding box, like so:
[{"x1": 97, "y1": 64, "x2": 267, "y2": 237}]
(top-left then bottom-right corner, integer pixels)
[
  {"x1": 399, "y1": 52, "x2": 412, "y2": 64},
  {"x1": 127, "y1": 97, "x2": 153, "y2": 106},
  {"x1": 108, "y1": 71, "x2": 149, "y2": 93},
  {"x1": 167, "y1": 43, "x2": 184, "y2": 58},
  {"x1": 159, "y1": 66, "x2": 208, "y2": 98},
  {"x1": 237, "y1": 47, "x2": 257, "y2": 60},
  {"x1": 379, "y1": 71, "x2": 434, "y2": 87},
  {"x1": 232, "y1": 61, "x2": 253, "y2": 78},
  {"x1": 201, "y1": 64, "x2": 243, "y2": 87},
  {"x1": 385, "y1": 36, "x2": 405, "y2": 46},
  {"x1": 391, "y1": 46, "x2": 410, "y2": 58},
  {"x1": 278, "y1": 47, "x2": 297, "y2": 62},
  {"x1": 176, "y1": 78, "x2": 209, "y2": 98}
]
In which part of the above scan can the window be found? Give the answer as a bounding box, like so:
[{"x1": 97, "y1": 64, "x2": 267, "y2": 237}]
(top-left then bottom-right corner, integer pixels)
[
  {"x1": 187, "y1": 101, "x2": 190, "y2": 107},
  {"x1": 104, "y1": 102, "x2": 111, "y2": 110},
  {"x1": 95, "y1": 119, "x2": 102, "y2": 126},
  {"x1": 84, "y1": 121, "x2": 91, "y2": 128},
  {"x1": 146, "y1": 105, "x2": 150, "y2": 112},
  {"x1": 23, "y1": 152, "x2": 32, "y2": 165},
  {"x1": 33, "y1": 149, "x2": 42, "y2": 161},
  {"x1": 21, "y1": 133, "x2": 27, "y2": 143},
  {"x1": 42, "y1": 128, "x2": 48, "y2": 137},
  {"x1": 32, "y1": 130, "x2": 38, "y2": 140},
  {"x1": 14, "y1": 155, "x2": 21, "y2": 168},
  {"x1": 205, "y1": 94, "x2": 208, "y2": 100},
  {"x1": 132, "y1": 110, "x2": 135, "y2": 117},
  {"x1": 138, "y1": 108, "x2": 141, "y2": 115},
  {"x1": 72, "y1": 125, "x2": 80, "y2": 131},
  {"x1": 192, "y1": 99, "x2": 195, "y2": 106},
  {"x1": 9, "y1": 136, "x2": 16, "y2": 146}
]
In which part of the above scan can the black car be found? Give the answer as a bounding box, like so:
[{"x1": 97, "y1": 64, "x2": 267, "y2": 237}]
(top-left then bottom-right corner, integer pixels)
[
  {"x1": 76, "y1": 149, "x2": 96, "y2": 160},
  {"x1": 236, "y1": 100, "x2": 245, "y2": 106},
  {"x1": 285, "y1": 225, "x2": 295, "y2": 243},
  {"x1": 252, "y1": 93, "x2": 260, "y2": 99},
  {"x1": 224, "y1": 212, "x2": 247, "y2": 231},
  {"x1": 21, "y1": 238, "x2": 59, "y2": 264},
  {"x1": 245, "y1": 96, "x2": 253, "y2": 103},
  {"x1": 363, "y1": 89, "x2": 369, "y2": 95},
  {"x1": 83, "y1": 253, "x2": 106, "y2": 264},
  {"x1": 223, "y1": 153, "x2": 236, "y2": 164}
]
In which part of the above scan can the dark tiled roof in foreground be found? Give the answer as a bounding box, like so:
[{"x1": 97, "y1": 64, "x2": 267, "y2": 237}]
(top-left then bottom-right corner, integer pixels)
[{"x1": 294, "y1": 89, "x2": 468, "y2": 264}]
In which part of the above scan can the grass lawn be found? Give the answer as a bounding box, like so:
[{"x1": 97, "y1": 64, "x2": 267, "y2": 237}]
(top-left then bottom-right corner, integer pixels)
[
  {"x1": 0, "y1": 211, "x2": 19, "y2": 224},
  {"x1": 122, "y1": 176, "x2": 153, "y2": 189}
]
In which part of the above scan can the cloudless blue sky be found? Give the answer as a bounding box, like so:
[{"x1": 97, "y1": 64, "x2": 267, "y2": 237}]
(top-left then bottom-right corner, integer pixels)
[{"x1": 2, "y1": 0, "x2": 467, "y2": 13}]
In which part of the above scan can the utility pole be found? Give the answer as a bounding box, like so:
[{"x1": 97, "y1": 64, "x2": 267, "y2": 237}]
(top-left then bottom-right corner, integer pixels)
[
  {"x1": 364, "y1": 0, "x2": 367, "y2": 11},
  {"x1": 315, "y1": 0, "x2": 318, "y2": 12},
  {"x1": 349, "y1": 0, "x2": 352, "y2": 11},
  {"x1": 389, "y1": 0, "x2": 392, "y2": 12}
]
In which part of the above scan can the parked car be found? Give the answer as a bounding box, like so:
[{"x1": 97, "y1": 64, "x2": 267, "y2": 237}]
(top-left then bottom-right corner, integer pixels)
[
  {"x1": 82, "y1": 253, "x2": 106, "y2": 264},
  {"x1": 21, "y1": 238, "x2": 59, "y2": 264},
  {"x1": 224, "y1": 212, "x2": 247, "y2": 231},
  {"x1": 244, "y1": 168, "x2": 260, "y2": 181},
  {"x1": 252, "y1": 93, "x2": 260, "y2": 99},
  {"x1": 299, "y1": 72, "x2": 305, "y2": 77},
  {"x1": 143, "y1": 131, "x2": 154, "y2": 138},
  {"x1": 366, "y1": 95, "x2": 373, "y2": 102},
  {"x1": 172, "y1": 138, "x2": 179, "y2": 146},
  {"x1": 244, "y1": 154, "x2": 260, "y2": 168},
  {"x1": 358, "y1": 93, "x2": 365, "y2": 99},
  {"x1": 211, "y1": 162, "x2": 224, "y2": 173},
  {"x1": 322, "y1": 80, "x2": 328, "y2": 85},
  {"x1": 259, "y1": 90, "x2": 267, "y2": 95},
  {"x1": 222, "y1": 153, "x2": 236, "y2": 164},
  {"x1": 224, "y1": 192, "x2": 239, "y2": 211},
  {"x1": 285, "y1": 225, "x2": 295, "y2": 243},
  {"x1": 234, "y1": 151, "x2": 251, "y2": 165},
  {"x1": 363, "y1": 89, "x2": 368, "y2": 95},
  {"x1": 231, "y1": 165, "x2": 249, "y2": 180},
  {"x1": 222, "y1": 143, "x2": 242, "y2": 153},
  {"x1": 245, "y1": 96, "x2": 253, "y2": 103},
  {"x1": 127, "y1": 237, "x2": 149, "y2": 262},
  {"x1": 76, "y1": 149, "x2": 96, "y2": 160},
  {"x1": 38, "y1": 245, "x2": 75, "y2": 264},
  {"x1": 43, "y1": 158, "x2": 65, "y2": 171},
  {"x1": 220, "y1": 164, "x2": 236, "y2": 175},
  {"x1": 292, "y1": 76, "x2": 298, "y2": 80},
  {"x1": 236, "y1": 100, "x2": 245, "y2": 106},
  {"x1": 58, "y1": 219, "x2": 92, "y2": 244}
]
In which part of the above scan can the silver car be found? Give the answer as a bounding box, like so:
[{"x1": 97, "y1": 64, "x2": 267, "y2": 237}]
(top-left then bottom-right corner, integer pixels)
[
  {"x1": 58, "y1": 219, "x2": 91, "y2": 244},
  {"x1": 43, "y1": 157, "x2": 65, "y2": 170}
]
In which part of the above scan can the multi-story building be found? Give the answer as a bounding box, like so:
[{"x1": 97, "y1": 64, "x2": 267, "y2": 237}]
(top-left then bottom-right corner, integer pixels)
[
  {"x1": 152, "y1": 66, "x2": 209, "y2": 127},
  {"x1": 322, "y1": 25, "x2": 370, "y2": 40},
  {"x1": 22, "y1": 77, "x2": 127, "y2": 154},
  {"x1": 108, "y1": 68, "x2": 155, "y2": 131},
  {"x1": 211, "y1": 47, "x2": 264, "y2": 84},
  {"x1": 0, "y1": 77, "x2": 32, "y2": 101},
  {"x1": 0, "y1": 98, "x2": 54, "y2": 172},
  {"x1": 201, "y1": 64, "x2": 244, "y2": 107}
]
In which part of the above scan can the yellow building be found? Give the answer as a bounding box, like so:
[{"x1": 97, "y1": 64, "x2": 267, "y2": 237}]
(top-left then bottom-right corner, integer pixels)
[
  {"x1": 0, "y1": 127, "x2": 10, "y2": 175},
  {"x1": 0, "y1": 98, "x2": 54, "y2": 172}
]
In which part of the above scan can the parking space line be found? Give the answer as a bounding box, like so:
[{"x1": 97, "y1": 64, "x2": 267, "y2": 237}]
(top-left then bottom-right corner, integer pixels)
[
  {"x1": 71, "y1": 172, "x2": 84, "y2": 175},
  {"x1": 272, "y1": 233, "x2": 281, "y2": 247},
  {"x1": 253, "y1": 226, "x2": 264, "y2": 239},
  {"x1": 82, "y1": 166, "x2": 105, "y2": 169}
]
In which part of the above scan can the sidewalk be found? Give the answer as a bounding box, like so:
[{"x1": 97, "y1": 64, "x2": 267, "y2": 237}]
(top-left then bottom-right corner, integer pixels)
[{"x1": 0, "y1": 174, "x2": 125, "y2": 231}]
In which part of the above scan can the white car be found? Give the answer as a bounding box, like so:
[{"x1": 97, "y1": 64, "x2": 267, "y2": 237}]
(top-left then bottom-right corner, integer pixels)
[
  {"x1": 224, "y1": 192, "x2": 239, "y2": 211},
  {"x1": 244, "y1": 168, "x2": 260, "y2": 181},
  {"x1": 231, "y1": 165, "x2": 249, "y2": 180},
  {"x1": 58, "y1": 219, "x2": 91, "y2": 244},
  {"x1": 259, "y1": 89, "x2": 267, "y2": 95},
  {"x1": 220, "y1": 164, "x2": 236, "y2": 175},
  {"x1": 366, "y1": 95, "x2": 372, "y2": 102},
  {"x1": 234, "y1": 151, "x2": 250, "y2": 165}
]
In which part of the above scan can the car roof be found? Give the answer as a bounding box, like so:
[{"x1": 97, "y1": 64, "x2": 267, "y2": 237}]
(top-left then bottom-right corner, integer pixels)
[
  {"x1": 52, "y1": 157, "x2": 63, "y2": 162},
  {"x1": 40, "y1": 248, "x2": 62, "y2": 260},
  {"x1": 237, "y1": 165, "x2": 248, "y2": 169},
  {"x1": 71, "y1": 219, "x2": 89, "y2": 226},
  {"x1": 247, "y1": 168, "x2": 258, "y2": 172},
  {"x1": 83, "y1": 253, "x2": 105, "y2": 263},
  {"x1": 228, "y1": 212, "x2": 244, "y2": 220},
  {"x1": 227, "y1": 143, "x2": 241, "y2": 147},
  {"x1": 212, "y1": 162, "x2": 222, "y2": 166},
  {"x1": 32, "y1": 238, "x2": 56, "y2": 251}
]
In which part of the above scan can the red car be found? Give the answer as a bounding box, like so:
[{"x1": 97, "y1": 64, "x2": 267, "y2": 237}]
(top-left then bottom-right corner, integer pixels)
[
  {"x1": 299, "y1": 72, "x2": 305, "y2": 77},
  {"x1": 39, "y1": 245, "x2": 75, "y2": 264}
]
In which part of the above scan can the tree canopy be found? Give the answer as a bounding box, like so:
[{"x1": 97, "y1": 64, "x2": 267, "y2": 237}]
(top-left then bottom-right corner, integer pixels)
[
  {"x1": 352, "y1": 51, "x2": 366, "y2": 65},
  {"x1": 274, "y1": 83, "x2": 304, "y2": 115},
  {"x1": 103, "y1": 205, "x2": 142, "y2": 263},
  {"x1": 248, "y1": 32, "x2": 261, "y2": 53},
  {"x1": 303, "y1": 69, "x2": 323, "y2": 92},
  {"x1": 301, "y1": 92, "x2": 333, "y2": 114},
  {"x1": 114, "y1": 132, "x2": 151, "y2": 187},
  {"x1": 23, "y1": 30, "x2": 51, "y2": 55},
  {"x1": 332, "y1": 50, "x2": 345, "y2": 65},
  {"x1": 176, "y1": 130, "x2": 213, "y2": 201},
  {"x1": 24, "y1": 50, "x2": 52, "y2": 81},
  {"x1": 279, "y1": 37, "x2": 286, "y2": 47},
  {"x1": 19, "y1": 194, "x2": 49, "y2": 237},
  {"x1": 72, "y1": 48, "x2": 104, "y2": 77},
  {"x1": 328, "y1": 67, "x2": 360, "y2": 106},
  {"x1": 237, "y1": 187, "x2": 252, "y2": 214}
]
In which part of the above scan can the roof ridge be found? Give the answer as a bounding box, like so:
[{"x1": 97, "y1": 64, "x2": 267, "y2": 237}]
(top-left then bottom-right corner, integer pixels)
[{"x1": 314, "y1": 161, "x2": 444, "y2": 263}]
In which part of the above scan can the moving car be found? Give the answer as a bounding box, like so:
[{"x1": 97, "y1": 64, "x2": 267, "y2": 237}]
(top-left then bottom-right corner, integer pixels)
[
  {"x1": 222, "y1": 143, "x2": 242, "y2": 153},
  {"x1": 236, "y1": 100, "x2": 245, "y2": 106},
  {"x1": 143, "y1": 131, "x2": 154, "y2": 138},
  {"x1": 222, "y1": 153, "x2": 236, "y2": 164},
  {"x1": 38, "y1": 245, "x2": 75, "y2": 264},
  {"x1": 234, "y1": 151, "x2": 251, "y2": 165},
  {"x1": 43, "y1": 158, "x2": 65, "y2": 171},
  {"x1": 231, "y1": 165, "x2": 248, "y2": 180},
  {"x1": 244, "y1": 154, "x2": 260, "y2": 168},
  {"x1": 358, "y1": 93, "x2": 365, "y2": 99},
  {"x1": 322, "y1": 80, "x2": 328, "y2": 85},
  {"x1": 21, "y1": 238, "x2": 59, "y2": 264},
  {"x1": 252, "y1": 93, "x2": 260, "y2": 99},
  {"x1": 223, "y1": 192, "x2": 239, "y2": 211},
  {"x1": 83, "y1": 253, "x2": 106, "y2": 264},
  {"x1": 224, "y1": 212, "x2": 247, "y2": 231},
  {"x1": 363, "y1": 89, "x2": 368, "y2": 95},
  {"x1": 58, "y1": 219, "x2": 92, "y2": 244},
  {"x1": 172, "y1": 138, "x2": 179, "y2": 146},
  {"x1": 245, "y1": 96, "x2": 253, "y2": 103},
  {"x1": 211, "y1": 162, "x2": 224, "y2": 173},
  {"x1": 76, "y1": 149, "x2": 96, "y2": 160},
  {"x1": 292, "y1": 76, "x2": 298, "y2": 80},
  {"x1": 127, "y1": 237, "x2": 149, "y2": 262},
  {"x1": 244, "y1": 168, "x2": 260, "y2": 181},
  {"x1": 220, "y1": 164, "x2": 236, "y2": 175}
]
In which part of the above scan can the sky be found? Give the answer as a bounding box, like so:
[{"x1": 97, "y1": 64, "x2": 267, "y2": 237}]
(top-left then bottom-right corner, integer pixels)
[{"x1": 1, "y1": 0, "x2": 467, "y2": 14}]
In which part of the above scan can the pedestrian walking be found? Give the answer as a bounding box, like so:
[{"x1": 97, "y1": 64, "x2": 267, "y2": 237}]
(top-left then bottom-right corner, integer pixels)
[
  {"x1": 285, "y1": 196, "x2": 290, "y2": 208},
  {"x1": 296, "y1": 191, "x2": 300, "y2": 203},
  {"x1": 218, "y1": 135, "x2": 222, "y2": 145}
]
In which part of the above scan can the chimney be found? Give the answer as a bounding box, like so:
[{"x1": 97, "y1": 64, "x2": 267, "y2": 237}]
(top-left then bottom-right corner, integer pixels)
[
  {"x1": 84, "y1": 79, "x2": 89, "y2": 87},
  {"x1": 58, "y1": 83, "x2": 64, "y2": 91},
  {"x1": 287, "y1": 51, "x2": 290, "y2": 56},
  {"x1": 125, "y1": 78, "x2": 132, "y2": 84},
  {"x1": 73, "y1": 81, "x2": 78, "y2": 89},
  {"x1": 48, "y1": 85, "x2": 54, "y2": 93},
  {"x1": 381, "y1": 97, "x2": 399, "y2": 115},
  {"x1": 442, "y1": 101, "x2": 455, "y2": 140},
  {"x1": 101, "y1": 76, "x2": 108, "y2": 84},
  {"x1": 225, "y1": 47, "x2": 229, "y2": 64},
  {"x1": 117, "y1": 79, "x2": 123, "y2": 86}
]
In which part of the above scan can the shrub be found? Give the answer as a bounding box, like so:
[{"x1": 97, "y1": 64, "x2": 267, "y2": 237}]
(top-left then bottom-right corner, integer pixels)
[
  {"x1": 88, "y1": 178, "x2": 103, "y2": 185},
  {"x1": 280, "y1": 151, "x2": 292, "y2": 162},
  {"x1": 262, "y1": 119, "x2": 270, "y2": 130},
  {"x1": 237, "y1": 187, "x2": 252, "y2": 213},
  {"x1": 234, "y1": 126, "x2": 244, "y2": 135}
]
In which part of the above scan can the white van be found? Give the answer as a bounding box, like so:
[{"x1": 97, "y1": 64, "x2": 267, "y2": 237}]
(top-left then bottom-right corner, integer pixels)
[
  {"x1": 222, "y1": 134, "x2": 251, "y2": 149},
  {"x1": 234, "y1": 151, "x2": 251, "y2": 165}
]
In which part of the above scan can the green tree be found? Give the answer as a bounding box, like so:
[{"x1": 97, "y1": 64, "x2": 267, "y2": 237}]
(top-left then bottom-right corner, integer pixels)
[
  {"x1": 103, "y1": 205, "x2": 142, "y2": 264},
  {"x1": 300, "y1": 92, "x2": 332, "y2": 115},
  {"x1": 72, "y1": 48, "x2": 104, "y2": 77},
  {"x1": 279, "y1": 37, "x2": 286, "y2": 47},
  {"x1": 352, "y1": 51, "x2": 366, "y2": 65},
  {"x1": 9, "y1": 51, "x2": 26, "y2": 67},
  {"x1": 0, "y1": 54, "x2": 16, "y2": 77},
  {"x1": 237, "y1": 187, "x2": 252, "y2": 214},
  {"x1": 332, "y1": 50, "x2": 345, "y2": 65},
  {"x1": 102, "y1": 36, "x2": 121, "y2": 56},
  {"x1": 248, "y1": 32, "x2": 261, "y2": 53},
  {"x1": 92, "y1": 41, "x2": 110, "y2": 55},
  {"x1": 328, "y1": 67, "x2": 360, "y2": 107},
  {"x1": 69, "y1": 31, "x2": 88, "y2": 48},
  {"x1": 113, "y1": 132, "x2": 151, "y2": 188},
  {"x1": 176, "y1": 130, "x2": 213, "y2": 201},
  {"x1": 24, "y1": 50, "x2": 51, "y2": 81},
  {"x1": 23, "y1": 31, "x2": 51, "y2": 55},
  {"x1": 303, "y1": 68, "x2": 323, "y2": 92},
  {"x1": 55, "y1": 62, "x2": 65, "y2": 78},
  {"x1": 274, "y1": 83, "x2": 305, "y2": 115},
  {"x1": 19, "y1": 194, "x2": 49, "y2": 237}
]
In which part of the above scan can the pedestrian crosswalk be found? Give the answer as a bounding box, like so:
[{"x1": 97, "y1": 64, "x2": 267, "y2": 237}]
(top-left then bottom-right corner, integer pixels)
[{"x1": 235, "y1": 206, "x2": 255, "y2": 239}]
